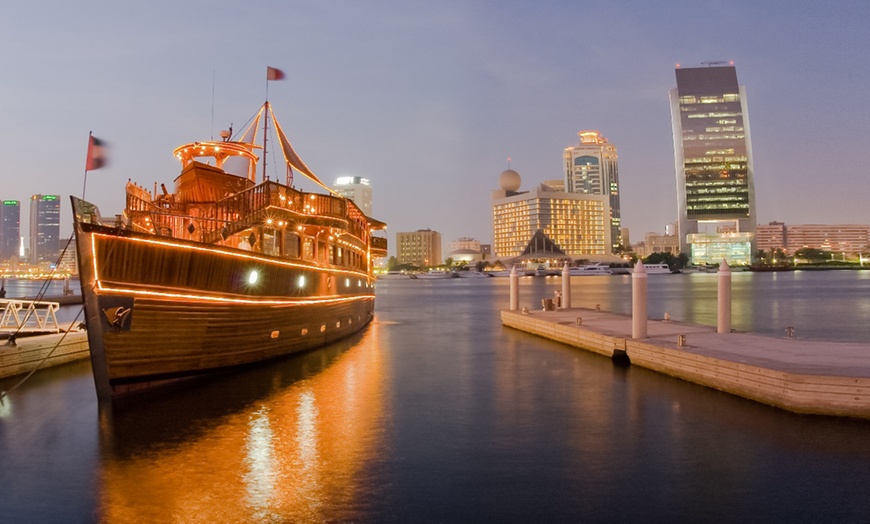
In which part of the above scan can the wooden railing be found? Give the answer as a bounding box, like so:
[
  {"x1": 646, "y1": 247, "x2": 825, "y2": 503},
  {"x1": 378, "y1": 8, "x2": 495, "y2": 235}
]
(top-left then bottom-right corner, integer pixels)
[{"x1": 126, "y1": 180, "x2": 371, "y2": 247}]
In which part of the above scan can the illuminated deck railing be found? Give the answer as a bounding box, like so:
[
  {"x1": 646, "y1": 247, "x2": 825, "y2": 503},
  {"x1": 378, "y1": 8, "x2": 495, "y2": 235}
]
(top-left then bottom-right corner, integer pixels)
[{"x1": 125, "y1": 181, "x2": 371, "y2": 248}]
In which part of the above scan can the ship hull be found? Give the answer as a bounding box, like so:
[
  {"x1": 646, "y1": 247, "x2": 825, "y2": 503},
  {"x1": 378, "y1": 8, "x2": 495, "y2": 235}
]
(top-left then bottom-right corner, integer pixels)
[{"x1": 74, "y1": 222, "x2": 375, "y2": 400}]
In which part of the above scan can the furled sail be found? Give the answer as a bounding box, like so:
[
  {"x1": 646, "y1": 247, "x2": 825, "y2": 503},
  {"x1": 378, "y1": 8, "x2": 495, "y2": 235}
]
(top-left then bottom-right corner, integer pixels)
[{"x1": 270, "y1": 109, "x2": 333, "y2": 193}]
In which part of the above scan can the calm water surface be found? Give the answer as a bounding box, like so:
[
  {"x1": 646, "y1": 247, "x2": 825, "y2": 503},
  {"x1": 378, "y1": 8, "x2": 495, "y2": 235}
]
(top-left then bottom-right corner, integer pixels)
[{"x1": 1, "y1": 271, "x2": 870, "y2": 522}]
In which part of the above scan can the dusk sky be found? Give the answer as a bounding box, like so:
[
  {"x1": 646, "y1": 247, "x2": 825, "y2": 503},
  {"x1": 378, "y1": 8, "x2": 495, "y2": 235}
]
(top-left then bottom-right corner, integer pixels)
[{"x1": 3, "y1": 1, "x2": 869, "y2": 254}]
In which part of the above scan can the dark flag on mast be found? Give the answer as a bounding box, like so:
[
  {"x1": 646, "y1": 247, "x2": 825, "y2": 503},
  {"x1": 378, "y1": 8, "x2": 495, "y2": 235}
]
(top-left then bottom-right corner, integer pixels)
[
  {"x1": 86, "y1": 134, "x2": 107, "y2": 171},
  {"x1": 266, "y1": 66, "x2": 285, "y2": 81}
]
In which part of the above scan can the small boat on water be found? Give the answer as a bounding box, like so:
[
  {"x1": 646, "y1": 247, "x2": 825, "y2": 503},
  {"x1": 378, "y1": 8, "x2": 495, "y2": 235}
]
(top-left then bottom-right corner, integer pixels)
[
  {"x1": 534, "y1": 265, "x2": 560, "y2": 277},
  {"x1": 72, "y1": 96, "x2": 387, "y2": 401},
  {"x1": 454, "y1": 270, "x2": 490, "y2": 278},
  {"x1": 568, "y1": 263, "x2": 613, "y2": 276},
  {"x1": 413, "y1": 271, "x2": 456, "y2": 280},
  {"x1": 642, "y1": 262, "x2": 674, "y2": 274},
  {"x1": 377, "y1": 271, "x2": 411, "y2": 280}
]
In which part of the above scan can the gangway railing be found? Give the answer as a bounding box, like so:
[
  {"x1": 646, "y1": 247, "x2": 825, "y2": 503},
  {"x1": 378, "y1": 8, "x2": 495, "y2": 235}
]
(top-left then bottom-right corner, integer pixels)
[{"x1": 0, "y1": 300, "x2": 62, "y2": 334}]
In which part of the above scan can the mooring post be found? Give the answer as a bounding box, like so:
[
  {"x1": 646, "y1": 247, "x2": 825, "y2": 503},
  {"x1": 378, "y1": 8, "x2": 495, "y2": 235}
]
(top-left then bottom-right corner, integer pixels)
[
  {"x1": 509, "y1": 265, "x2": 519, "y2": 311},
  {"x1": 561, "y1": 262, "x2": 570, "y2": 309},
  {"x1": 632, "y1": 260, "x2": 647, "y2": 339},
  {"x1": 717, "y1": 258, "x2": 731, "y2": 334}
]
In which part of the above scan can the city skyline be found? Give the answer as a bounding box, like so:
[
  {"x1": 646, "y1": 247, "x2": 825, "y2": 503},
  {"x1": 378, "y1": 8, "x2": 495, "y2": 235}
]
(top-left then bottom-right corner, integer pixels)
[{"x1": 3, "y1": 2, "x2": 869, "y2": 254}]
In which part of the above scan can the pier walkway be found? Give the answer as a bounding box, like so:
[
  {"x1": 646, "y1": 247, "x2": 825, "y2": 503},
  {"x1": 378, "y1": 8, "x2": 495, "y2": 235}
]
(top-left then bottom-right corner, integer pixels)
[{"x1": 502, "y1": 307, "x2": 870, "y2": 419}]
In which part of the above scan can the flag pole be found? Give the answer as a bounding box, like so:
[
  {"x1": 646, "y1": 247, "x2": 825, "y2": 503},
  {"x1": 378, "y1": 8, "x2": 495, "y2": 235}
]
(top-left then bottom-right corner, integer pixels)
[{"x1": 82, "y1": 131, "x2": 92, "y2": 200}]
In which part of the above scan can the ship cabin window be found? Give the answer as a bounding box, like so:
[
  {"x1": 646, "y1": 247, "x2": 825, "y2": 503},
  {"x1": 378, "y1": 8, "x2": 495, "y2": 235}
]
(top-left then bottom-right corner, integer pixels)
[
  {"x1": 284, "y1": 232, "x2": 301, "y2": 259},
  {"x1": 303, "y1": 237, "x2": 315, "y2": 260},
  {"x1": 262, "y1": 229, "x2": 279, "y2": 256}
]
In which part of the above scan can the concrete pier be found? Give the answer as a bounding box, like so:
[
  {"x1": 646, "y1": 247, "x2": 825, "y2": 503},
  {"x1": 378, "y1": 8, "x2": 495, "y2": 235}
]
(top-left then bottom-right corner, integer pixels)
[
  {"x1": 502, "y1": 306, "x2": 870, "y2": 419},
  {"x1": 0, "y1": 330, "x2": 89, "y2": 379}
]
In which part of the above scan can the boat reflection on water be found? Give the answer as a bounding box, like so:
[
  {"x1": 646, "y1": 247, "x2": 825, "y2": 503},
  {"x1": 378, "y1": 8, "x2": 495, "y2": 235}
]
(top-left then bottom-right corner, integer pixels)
[{"x1": 96, "y1": 322, "x2": 387, "y2": 522}]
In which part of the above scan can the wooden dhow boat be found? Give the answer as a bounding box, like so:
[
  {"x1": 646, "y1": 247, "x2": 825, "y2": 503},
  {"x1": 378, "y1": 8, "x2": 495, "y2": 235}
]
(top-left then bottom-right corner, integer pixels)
[{"x1": 72, "y1": 101, "x2": 387, "y2": 401}]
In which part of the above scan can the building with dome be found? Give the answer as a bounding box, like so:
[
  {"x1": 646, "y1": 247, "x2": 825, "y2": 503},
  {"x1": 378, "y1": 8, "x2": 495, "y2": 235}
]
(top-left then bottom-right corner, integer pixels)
[{"x1": 491, "y1": 168, "x2": 611, "y2": 260}]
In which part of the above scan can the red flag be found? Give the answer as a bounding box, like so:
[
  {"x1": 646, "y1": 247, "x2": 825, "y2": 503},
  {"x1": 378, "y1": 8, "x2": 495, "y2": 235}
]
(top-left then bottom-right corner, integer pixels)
[
  {"x1": 86, "y1": 134, "x2": 107, "y2": 171},
  {"x1": 266, "y1": 66, "x2": 285, "y2": 81}
]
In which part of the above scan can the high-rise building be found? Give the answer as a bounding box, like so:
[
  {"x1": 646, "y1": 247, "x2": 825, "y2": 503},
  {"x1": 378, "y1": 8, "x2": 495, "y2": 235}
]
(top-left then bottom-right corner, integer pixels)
[
  {"x1": 492, "y1": 168, "x2": 610, "y2": 259},
  {"x1": 29, "y1": 194, "x2": 61, "y2": 265},
  {"x1": 396, "y1": 229, "x2": 442, "y2": 267},
  {"x1": 0, "y1": 200, "x2": 20, "y2": 261},
  {"x1": 670, "y1": 63, "x2": 756, "y2": 264},
  {"x1": 563, "y1": 131, "x2": 622, "y2": 252},
  {"x1": 333, "y1": 176, "x2": 373, "y2": 217}
]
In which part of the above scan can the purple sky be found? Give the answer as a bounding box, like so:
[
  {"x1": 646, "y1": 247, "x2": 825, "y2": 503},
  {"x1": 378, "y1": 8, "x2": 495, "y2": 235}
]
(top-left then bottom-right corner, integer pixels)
[{"x1": 3, "y1": 1, "x2": 868, "y2": 254}]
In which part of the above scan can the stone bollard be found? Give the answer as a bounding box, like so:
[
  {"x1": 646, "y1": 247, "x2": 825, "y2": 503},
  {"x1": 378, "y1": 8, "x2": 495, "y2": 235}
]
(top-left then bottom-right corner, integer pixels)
[
  {"x1": 717, "y1": 258, "x2": 731, "y2": 334},
  {"x1": 632, "y1": 261, "x2": 648, "y2": 339},
  {"x1": 561, "y1": 262, "x2": 571, "y2": 309},
  {"x1": 509, "y1": 265, "x2": 519, "y2": 311}
]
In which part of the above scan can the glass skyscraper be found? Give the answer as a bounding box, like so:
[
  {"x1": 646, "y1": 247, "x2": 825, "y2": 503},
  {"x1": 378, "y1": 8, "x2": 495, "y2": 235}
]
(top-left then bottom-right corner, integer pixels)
[
  {"x1": 563, "y1": 131, "x2": 622, "y2": 253},
  {"x1": 669, "y1": 63, "x2": 756, "y2": 265},
  {"x1": 29, "y1": 194, "x2": 61, "y2": 265},
  {"x1": 0, "y1": 200, "x2": 20, "y2": 261}
]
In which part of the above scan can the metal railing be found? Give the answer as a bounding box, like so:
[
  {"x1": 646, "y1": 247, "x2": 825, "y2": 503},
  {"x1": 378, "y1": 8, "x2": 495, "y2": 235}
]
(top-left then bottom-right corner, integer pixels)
[{"x1": 0, "y1": 300, "x2": 63, "y2": 334}]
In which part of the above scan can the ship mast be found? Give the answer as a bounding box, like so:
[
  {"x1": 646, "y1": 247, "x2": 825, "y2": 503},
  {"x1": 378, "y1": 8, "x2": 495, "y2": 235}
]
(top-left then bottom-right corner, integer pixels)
[{"x1": 262, "y1": 100, "x2": 270, "y2": 182}]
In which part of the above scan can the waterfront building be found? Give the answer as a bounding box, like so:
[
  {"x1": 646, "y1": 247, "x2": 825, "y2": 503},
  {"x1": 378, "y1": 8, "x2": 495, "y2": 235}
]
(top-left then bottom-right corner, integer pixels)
[
  {"x1": 446, "y1": 237, "x2": 481, "y2": 254},
  {"x1": 492, "y1": 168, "x2": 610, "y2": 259},
  {"x1": 0, "y1": 200, "x2": 20, "y2": 262},
  {"x1": 57, "y1": 238, "x2": 78, "y2": 275},
  {"x1": 670, "y1": 63, "x2": 756, "y2": 265},
  {"x1": 754, "y1": 222, "x2": 869, "y2": 256},
  {"x1": 445, "y1": 237, "x2": 484, "y2": 264},
  {"x1": 332, "y1": 176, "x2": 372, "y2": 217},
  {"x1": 786, "y1": 224, "x2": 869, "y2": 256},
  {"x1": 756, "y1": 222, "x2": 787, "y2": 254},
  {"x1": 620, "y1": 227, "x2": 630, "y2": 250},
  {"x1": 396, "y1": 228, "x2": 442, "y2": 267},
  {"x1": 563, "y1": 131, "x2": 622, "y2": 252},
  {"x1": 633, "y1": 232, "x2": 680, "y2": 258},
  {"x1": 29, "y1": 194, "x2": 60, "y2": 266}
]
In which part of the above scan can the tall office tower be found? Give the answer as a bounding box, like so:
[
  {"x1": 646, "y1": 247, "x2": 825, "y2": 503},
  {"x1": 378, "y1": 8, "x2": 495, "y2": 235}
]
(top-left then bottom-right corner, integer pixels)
[
  {"x1": 396, "y1": 229, "x2": 442, "y2": 267},
  {"x1": 333, "y1": 176, "x2": 373, "y2": 217},
  {"x1": 563, "y1": 131, "x2": 622, "y2": 252},
  {"x1": 670, "y1": 63, "x2": 756, "y2": 265},
  {"x1": 29, "y1": 194, "x2": 61, "y2": 265},
  {"x1": 0, "y1": 200, "x2": 20, "y2": 261},
  {"x1": 492, "y1": 169, "x2": 610, "y2": 259}
]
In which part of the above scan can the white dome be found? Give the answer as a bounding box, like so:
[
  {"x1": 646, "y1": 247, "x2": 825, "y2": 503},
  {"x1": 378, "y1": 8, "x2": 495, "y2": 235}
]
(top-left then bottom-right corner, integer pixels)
[{"x1": 499, "y1": 169, "x2": 521, "y2": 192}]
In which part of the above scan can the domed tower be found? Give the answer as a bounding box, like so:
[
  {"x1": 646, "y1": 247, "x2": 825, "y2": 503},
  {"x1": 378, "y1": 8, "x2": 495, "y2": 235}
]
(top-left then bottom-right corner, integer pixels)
[{"x1": 498, "y1": 168, "x2": 521, "y2": 193}]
